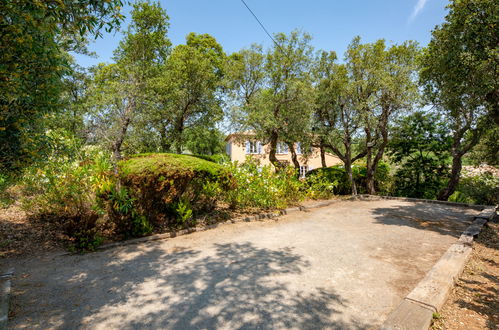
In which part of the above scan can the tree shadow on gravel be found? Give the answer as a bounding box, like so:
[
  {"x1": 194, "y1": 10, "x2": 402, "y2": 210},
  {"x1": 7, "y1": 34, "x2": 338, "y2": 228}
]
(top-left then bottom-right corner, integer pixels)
[
  {"x1": 370, "y1": 202, "x2": 478, "y2": 238},
  {"x1": 9, "y1": 241, "x2": 368, "y2": 329}
]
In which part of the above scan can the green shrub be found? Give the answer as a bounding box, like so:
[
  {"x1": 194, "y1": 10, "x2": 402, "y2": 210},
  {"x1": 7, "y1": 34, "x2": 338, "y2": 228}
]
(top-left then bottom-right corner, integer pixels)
[
  {"x1": 392, "y1": 159, "x2": 448, "y2": 199},
  {"x1": 104, "y1": 186, "x2": 153, "y2": 238},
  {"x1": 20, "y1": 133, "x2": 113, "y2": 251},
  {"x1": 306, "y1": 162, "x2": 391, "y2": 195},
  {"x1": 173, "y1": 197, "x2": 194, "y2": 227},
  {"x1": 223, "y1": 160, "x2": 305, "y2": 209},
  {"x1": 0, "y1": 173, "x2": 14, "y2": 208},
  {"x1": 118, "y1": 153, "x2": 232, "y2": 227},
  {"x1": 304, "y1": 170, "x2": 338, "y2": 199},
  {"x1": 449, "y1": 173, "x2": 499, "y2": 205}
]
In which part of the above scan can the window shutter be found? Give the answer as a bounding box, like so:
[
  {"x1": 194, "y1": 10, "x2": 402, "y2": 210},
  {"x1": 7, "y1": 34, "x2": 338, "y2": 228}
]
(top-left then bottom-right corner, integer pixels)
[{"x1": 245, "y1": 141, "x2": 250, "y2": 154}]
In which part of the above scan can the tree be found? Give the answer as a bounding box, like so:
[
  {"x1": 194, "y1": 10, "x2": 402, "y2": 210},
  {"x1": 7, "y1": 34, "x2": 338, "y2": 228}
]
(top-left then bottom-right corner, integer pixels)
[
  {"x1": 361, "y1": 40, "x2": 419, "y2": 194},
  {"x1": 88, "y1": 0, "x2": 171, "y2": 161},
  {"x1": 184, "y1": 126, "x2": 225, "y2": 155},
  {"x1": 151, "y1": 33, "x2": 225, "y2": 153},
  {"x1": 313, "y1": 51, "x2": 365, "y2": 194},
  {"x1": 388, "y1": 112, "x2": 452, "y2": 199},
  {"x1": 313, "y1": 38, "x2": 418, "y2": 195},
  {"x1": 230, "y1": 31, "x2": 314, "y2": 169},
  {"x1": 48, "y1": 60, "x2": 91, "y2": 140},
  {"x1": 420, "y1": 0, "x2": 498, "y2": 200},
  {"x1": 466, "y1": 126, "x2": 499, "y2": 166},
  {"x1": 0, "y1": 0, "x2": 124, "y2": 174}
]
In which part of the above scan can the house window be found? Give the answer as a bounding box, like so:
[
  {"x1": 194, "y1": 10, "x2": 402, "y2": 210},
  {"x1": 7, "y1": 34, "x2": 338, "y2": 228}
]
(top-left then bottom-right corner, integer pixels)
[
  {"x1": 246, "y1": 141, "x2": 261, "y2": 154},
  {"x1": 299, "y1": 165, "x2": 308, "y2": 178},
  {"x1": 276, "y1": 142, "x2": 288, "y2": 154},
  {"x1": 296, "y1": 142, "x2": 301, "y2": 154}
]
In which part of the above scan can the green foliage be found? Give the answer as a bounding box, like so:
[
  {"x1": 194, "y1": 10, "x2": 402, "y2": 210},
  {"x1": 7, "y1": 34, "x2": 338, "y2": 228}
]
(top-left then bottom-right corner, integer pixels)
[
  {"x1": 306, "y1": 163, "x2": 391, "y2": 195},
  {"x1": 173, "y1": 197, "x2": 194, "y2": 227},
  {"x1": 223, "y1": 160, "x2": 304, "y2": 209},
  {"x1": 150, "y1": 33, "x2": 225, "y2": 153},
  {"x1": 20, "y1": 130, "x2": 113, "y2": 250},
  {"x1": 449, "y1": 173, "x2": 499, "y2": 205},
  {"x1": 0, "y1": 0, "x2": 124, "y2": 175},
  {"x1": 184, "y1": 126, "x2": 225, "y2": 156},
  {"x1": 191, "y1": 154, "x2": 230, "y2": 164},
  {"x1": 466, "y1": 126, "x2": 499, "y2": 166},
  {"x1": 0, "y1": 173, "x2": 14, "y2": 208},
  {"x1": 420, "y1": 0, "x2": 497, "y2": 123},
  {"x1": 304, "y1": 171, "x2": 338, "y2": 199},
  {"x1": 87, "y1": 1, "x2": 171, "y2": 160},
  {"x1": 313, "y1": 37, "x2": 419, "y2": 194},
  {"x1": 388, "y1": 112, "x2": 451, "y2": 199},
  {"x1": 105, "y1": 186, "x2": 153, "y2": 238},
  {"x1": 419, "y1": 0, "x2": 498, "y2": 200},
  {"x1": 228, "y1": 31, "x2": 315, "y2": 168},
  {"x1": 68, "y1": 214, "x2": 104, "y2": 253},
  {"x1": 118, "y1": 153, "x2": 232, "y2": 226}
]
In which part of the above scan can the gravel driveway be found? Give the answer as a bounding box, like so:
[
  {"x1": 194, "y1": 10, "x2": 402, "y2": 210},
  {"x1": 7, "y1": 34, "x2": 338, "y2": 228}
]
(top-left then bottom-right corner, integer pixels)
[{"x1": 5, "y1": 199, "x2": 478, "y2": 329}]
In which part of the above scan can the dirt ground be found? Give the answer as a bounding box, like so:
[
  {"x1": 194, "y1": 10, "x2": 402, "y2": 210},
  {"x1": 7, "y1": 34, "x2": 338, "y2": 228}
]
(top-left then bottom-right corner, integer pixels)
[
  {"x1": 3, "y1": 199, "x2": 479, "y2": 329},
  {"x1": 432, "y1": 221, "x2": 498, "y2": 330},
  {"x1": 0, "y1": 205, "x2": 64, "y2": 258}
]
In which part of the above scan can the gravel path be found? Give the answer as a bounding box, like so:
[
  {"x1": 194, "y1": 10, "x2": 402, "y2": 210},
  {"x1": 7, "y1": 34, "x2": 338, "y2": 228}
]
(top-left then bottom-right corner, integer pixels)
[{"x1": 4, "y1": 199, "x2": 478, "y2": 329}]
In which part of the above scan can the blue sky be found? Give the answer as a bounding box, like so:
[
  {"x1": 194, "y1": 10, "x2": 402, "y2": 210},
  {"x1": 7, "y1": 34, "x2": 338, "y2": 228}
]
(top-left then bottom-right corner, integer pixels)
[{"x1": 73, "y1": 0, "x2": 449, "y2": 67}]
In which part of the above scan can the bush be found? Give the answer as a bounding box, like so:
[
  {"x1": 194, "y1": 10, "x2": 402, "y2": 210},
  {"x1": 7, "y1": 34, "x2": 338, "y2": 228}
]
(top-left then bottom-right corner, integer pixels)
[
  {"x1": 103, "y1": 186, "x2": 153, "y2": 238},
  {"x1": 222, "y1": 160, "x2": 305, "y2": 209},
  {"x1": 449, "y1": 172, "x2": 499, "y2": 205},
  {"x1": 118, "y1": 153, "x2": 232, "y2": 227},
  {"x1": 20, "y1": 132, "x2": 113, "y2": 250},
  {"x1": 304, "y1": 170, "x2": 338, "y2": 199},
  {"x1": 306, "y1": 162, "x2": 391, "y2": 195}
]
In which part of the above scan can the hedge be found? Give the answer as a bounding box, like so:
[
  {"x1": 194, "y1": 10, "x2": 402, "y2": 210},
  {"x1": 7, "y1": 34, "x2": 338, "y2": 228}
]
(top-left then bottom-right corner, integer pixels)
[{"x1": 118, "y1": 153, "x2": 232, "y2": 226}]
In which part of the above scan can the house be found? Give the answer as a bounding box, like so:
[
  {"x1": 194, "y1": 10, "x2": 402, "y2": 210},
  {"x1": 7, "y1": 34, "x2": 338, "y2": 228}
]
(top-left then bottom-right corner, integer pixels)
[{"x1": 225, "y1": 132, "x2": 342, "y2": 177}]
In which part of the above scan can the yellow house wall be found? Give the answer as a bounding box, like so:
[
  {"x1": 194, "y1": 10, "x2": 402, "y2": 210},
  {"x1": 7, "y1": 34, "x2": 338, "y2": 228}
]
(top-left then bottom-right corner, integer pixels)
[{"x1": 226, "y1": 138, "x2": 342, "y2": 169}]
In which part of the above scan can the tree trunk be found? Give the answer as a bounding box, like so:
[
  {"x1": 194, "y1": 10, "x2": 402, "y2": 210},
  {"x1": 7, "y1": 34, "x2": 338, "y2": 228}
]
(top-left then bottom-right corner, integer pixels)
[
  {"x1": 287, "y1": 142, "x2": 300, "y2": 169},
  {"x1": 159, "y1": 126, "x2": 171, "y2": 152},
  {"x1": 344, "y1": 155, "x2": 357, "y2": 196},
  {"x1": 437, "y1": 152, "x2": 462, "y2": 201},
  {"x1": 174, "y1": 119, "x2": 184, "y2": 154},
  {"x1": 112, "y1": 114, "x2": 132, "y2": 162},
  {"x1": 364, "y1": 125, "x2": 375, "y2": 195},
  {"x1": 268, "y1": 131, "x2": 280, "y2": 169},
  {"x1": 366, "y1": 105, "x2": 390, "y2": 195},
  {"x1": 437, "y1": 125, "x2": 482, "y2": 201},
  {"x1": 320, "y1": 140, "x2": 327, "y2": 167}
]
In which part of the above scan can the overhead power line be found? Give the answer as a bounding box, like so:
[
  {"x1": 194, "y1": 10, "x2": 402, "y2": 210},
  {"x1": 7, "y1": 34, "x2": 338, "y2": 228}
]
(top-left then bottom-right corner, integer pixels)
[{"x1": 239, "y1": 0, "x2": 286, "y2": 54}]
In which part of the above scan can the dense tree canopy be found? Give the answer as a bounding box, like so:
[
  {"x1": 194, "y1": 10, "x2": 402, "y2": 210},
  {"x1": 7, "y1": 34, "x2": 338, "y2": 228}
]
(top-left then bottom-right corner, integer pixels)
[
  {"x1": 1, "y1": 0, "x2": 496, "y2": 205},
  {"x1": 0, "y1": 0, "x2": 124, "y2": 174},
  {"x1": 420, "y1": 0, "x2": 498, "y2": 200},
  {"x1": 313, "y1": 37, "x2": 419, "y2": 194},
  {"x1": 229, "y1": 31, "x2": 314, "y2": 169}
]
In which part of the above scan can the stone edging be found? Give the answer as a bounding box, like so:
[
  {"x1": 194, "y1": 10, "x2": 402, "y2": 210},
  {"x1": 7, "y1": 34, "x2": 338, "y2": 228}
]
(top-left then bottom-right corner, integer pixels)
[
  {"x1": 354, "y1": 194, "x2": 487, "y2": 210},
  {"x1": 380, "y1": 206, "x2": 497, "y2": 330},
  {"x1": 0, "y1": 269, "x2": 14, "y2": 330},
  {"x1": 93, "y1": 194, "x2": 490, "y2": 252},
  {"x1": 95, "y1": 199, "x2": 343, "y2": 252}
]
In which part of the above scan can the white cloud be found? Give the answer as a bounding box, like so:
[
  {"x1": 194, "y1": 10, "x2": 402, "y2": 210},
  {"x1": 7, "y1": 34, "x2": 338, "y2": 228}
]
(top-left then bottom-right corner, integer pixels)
[{"x1": 408, "y1": 0, "x2": 429, "y2": 23}]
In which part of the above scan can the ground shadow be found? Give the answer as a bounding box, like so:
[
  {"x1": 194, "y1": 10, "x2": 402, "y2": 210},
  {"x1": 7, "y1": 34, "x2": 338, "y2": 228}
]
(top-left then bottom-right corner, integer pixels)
[
  {"x1": 9, "y1": 241, "x2": 368, "y2": 329},
  {"x1": 370, "y1": 202, "x2": 478, "y2": 238}
]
